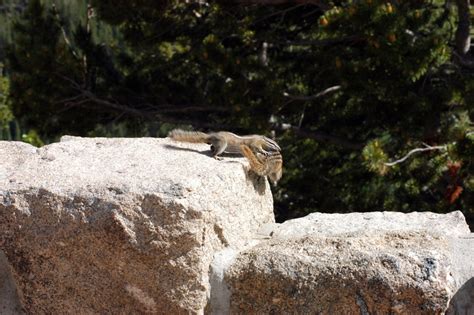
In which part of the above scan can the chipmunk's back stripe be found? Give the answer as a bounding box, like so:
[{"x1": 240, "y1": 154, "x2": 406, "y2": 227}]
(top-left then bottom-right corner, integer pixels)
[
  {"x1": 263, "y1": 137, "x2": 281, "y2": 151},
  {"x1": 267, "y1": 156, "x2": 283, "y2": 163},
  {"x1": 265, "y1": 151, "x2": 283, "y2": 161}
]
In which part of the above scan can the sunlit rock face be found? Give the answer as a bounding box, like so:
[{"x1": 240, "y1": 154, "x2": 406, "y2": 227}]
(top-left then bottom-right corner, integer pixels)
[{"x1": 0, "y1": 137, "x2": 274, "y2": 314}]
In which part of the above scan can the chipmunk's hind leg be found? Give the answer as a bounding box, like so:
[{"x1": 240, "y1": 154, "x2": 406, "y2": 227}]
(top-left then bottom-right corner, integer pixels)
[{"x1": 209, "y1": 136, "x2": 227, "y2": 160}]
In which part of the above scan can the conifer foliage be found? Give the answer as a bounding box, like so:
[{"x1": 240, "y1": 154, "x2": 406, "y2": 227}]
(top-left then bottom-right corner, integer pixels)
[{"x1": 5, "y1": 0, "x2": 473, "y2": 221}]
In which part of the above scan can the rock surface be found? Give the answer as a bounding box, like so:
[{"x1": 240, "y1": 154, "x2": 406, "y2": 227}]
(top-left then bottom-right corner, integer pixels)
[
  {"x1": 0, "y1": 137, "x2": 274, "y2": 314},
  {"x1": 0, "y1": 251, "x2": 24, "y2": 314},
  {"x1": 224, "y1": 211, "x2": 472, "y2": 314},
  {"x1": 1, "y1": 137, "x2": 472, "y2": 314},
  {"x1": 264, "y1": 211, "x2": 471, "y2": 239},
  {"x1": 446, "y1": 234, "x2": 474, "y2": 315}
]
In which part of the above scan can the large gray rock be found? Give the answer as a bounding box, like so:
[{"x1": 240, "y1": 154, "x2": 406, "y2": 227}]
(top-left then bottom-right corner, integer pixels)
[
  {"x1": 224, "y1": 212, "x2": 472, "y2": 314},
  {"x1": 265, "y1": 211, "x2": 470, "y2": 238},
  {"x1": 2, "y1": 137, "x2": 473, "y2": 314},
  {"x1": 0, "y1": 137, "x2": 274, "y2": 314}
]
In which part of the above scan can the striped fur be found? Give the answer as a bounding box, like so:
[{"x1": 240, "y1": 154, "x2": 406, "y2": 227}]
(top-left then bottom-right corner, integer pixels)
[
  {"x1": 168, "y1": 129, "x2": 281, "y2": 157},
  {"x1": 240, "y1": 145, "x2": 283, "y2": 185}
]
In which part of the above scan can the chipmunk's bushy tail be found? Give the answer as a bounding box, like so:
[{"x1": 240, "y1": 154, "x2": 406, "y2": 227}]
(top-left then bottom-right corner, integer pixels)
[{"x1": 168, "y1": 129, "x2": 210, "y2": 143}]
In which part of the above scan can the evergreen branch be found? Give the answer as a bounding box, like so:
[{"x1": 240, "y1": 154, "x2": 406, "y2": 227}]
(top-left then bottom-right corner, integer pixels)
[
  {"x1": 384, "y1": 145, "x2": 447, "y2": 167},
  {"x1": 251, "y1": 4, "x2": 306, "y2": 25},
  {"x1": 283, "y1": 86, "x2": 341, "y2": 128},
  {"x1": 56, "y1": 75, "x2": 232, "y2": 117},
  {"x1": 283, "y1": 85, "x2": 341, "y2": 101},
  {"x1": 51, "y1": 3, "x2": 80, "y2": 61},
  {"x1": 452, "y1": 50, "x2": 474, "y2": 69},
  {"x1": 58, "y1": 90, "x2": 231, "y2": 115},
  {"x1": 219, "y1": 0, "x2": 330, "y2": 8},
  {"x1": 157, "y1": 106, "x2": 231, "y2": 113},
  {"x1": 278, "y1": 36, "x2": 363, "y2": 47},
  {"x1": 0, "y1": 4, "x2": 27, "y2": 13},
  {"x1": 274, "y1": 123, "x2": 364, "y2": 150}
]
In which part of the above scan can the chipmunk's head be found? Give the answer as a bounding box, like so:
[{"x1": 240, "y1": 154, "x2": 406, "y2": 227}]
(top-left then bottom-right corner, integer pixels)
[{"x1": 268, "y1": 168, "x2": 282, "y2": 186}]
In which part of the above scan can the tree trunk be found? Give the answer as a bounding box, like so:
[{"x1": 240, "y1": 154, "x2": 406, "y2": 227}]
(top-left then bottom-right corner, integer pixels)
[{"x1": 455, "y1": 0, "x2": 471, "y2": 55}]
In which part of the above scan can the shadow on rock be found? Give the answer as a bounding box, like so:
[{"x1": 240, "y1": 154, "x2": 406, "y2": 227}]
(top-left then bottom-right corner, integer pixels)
[
  {"x1": 0, "y1": 250, "x2": 25, "y2": 314},
  {"x1": 163, "y1": 144, "x2": 211, "y2": 156},
  {"x1": 242, "y1": 165, "x2": 267, "y2": 195},
  {"x1": 447, "y1": 277, "x2": 474, "y2": 315}
]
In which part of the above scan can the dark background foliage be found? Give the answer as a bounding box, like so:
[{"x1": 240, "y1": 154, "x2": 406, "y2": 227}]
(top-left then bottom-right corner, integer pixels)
[{"x1": 1, "y1": 0, "x2": 472, "y2": 226}]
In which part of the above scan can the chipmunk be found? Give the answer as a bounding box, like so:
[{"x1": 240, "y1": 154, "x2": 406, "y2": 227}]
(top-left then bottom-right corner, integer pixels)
[
  {"x1": 168, "y1": 129, "x2": 281, "y2": 159},
  {"x1": 240, "y1": 144, "x2": 283, "y2": 186}
]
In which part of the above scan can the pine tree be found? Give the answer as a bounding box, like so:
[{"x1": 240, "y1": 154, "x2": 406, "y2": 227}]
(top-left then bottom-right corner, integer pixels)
[{"x1": 6, "y1": 1, "x2": 473, "y2": 221}]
